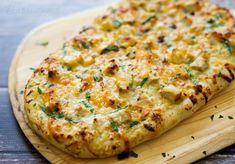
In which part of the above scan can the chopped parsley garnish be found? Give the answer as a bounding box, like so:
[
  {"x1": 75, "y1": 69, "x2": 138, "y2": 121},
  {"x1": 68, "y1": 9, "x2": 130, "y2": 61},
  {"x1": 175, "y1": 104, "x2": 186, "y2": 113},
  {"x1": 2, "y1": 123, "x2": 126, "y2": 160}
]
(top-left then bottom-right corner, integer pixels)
[
  {"x1": 139, "y1": 78, "x2": 148, "y2": 87},
  {"x1": 110, "y1": 121, "x2": 119, "y2": 132},
  {"x1": 221, "y1": 39, "x2": 235, "y2": 54},
  {"x1": 161, "y1": 152, "x2": 166, "y2": 157},
  {"x1": 20, "y1": 90, "x2": 24, "y2": 94},
  {"x1": 65, "y1": 116, "x2": 72, "y2": 121},
  {"x1": 185, "y1": 67, "x2": 199, "y2": 85},
  {"x1": 29, "y1": 67, "x2": 35, "y2": 71},
  {"x1": 210, "y1": 114, "x2": 214, "y2": 121},
  {"x1": 130, "y1": 150, "x2": 138, "y2": 158},
  {"x1": 112, "y1": 18, "x2": 122, "y2": 27},
  {"x1": 39, "y1": 105, "x2": 64, "y2": 119},
  {"x1": 75, "y1": 74, "x2": 82, "y2": 80},
  {"x1": 80, "y1": 100, "x2": 94, "y2": 113},
  {"x1": 130, "y1": 121, "x2": 139, "y2": 128},
  {"x1": 36, "y1": 41, "x2": 49, "y2": 47},
  {"x1": 160, "y1": 84, "x2": 165, "y2": 89},
  {"x1": 101, "y1": 45, "x2": 119, "y2": 54},
  {"x1": 80, "y1": 40, "x2": 89, "y2": 49},
  {"x1": 191, "y1": 78, "x2": 199, "y2": 85},
  {"x1": 228, "y1": 116, "x2": 233, "y2": 120},
  {"x1": 170, "y1": 73, "x2": 181, "y2": 80},
  {"x1": 110, "y1": 105, "x2": 127, "y2": 113},
  {"x1": 93, "y1": 74, "x2": 102, "y2": 82},
  {"x1": 65, "y1": 116, "x2": 81, "y2": 123},
  {"x1": 142, "y1": 15, "x2": 156, "y2": 25},
  {"x1": 125, "y1": 52, "x2": 130, "y2": 57},
  {"x1": 81, "y1": 100, "x2": 90, "y2": 108},
  {"x1": 82, "y1": 69, "x2": 88, "y2": 74},
  {"x1": 55, "y1": 112, "x2": 64, "y2": 119},
  {"x1": 37, "y1": 87, "x2": 43, "y2": 94},
  {"x1": 85, "y1": 92, "x2": 91, "y2": 101}
]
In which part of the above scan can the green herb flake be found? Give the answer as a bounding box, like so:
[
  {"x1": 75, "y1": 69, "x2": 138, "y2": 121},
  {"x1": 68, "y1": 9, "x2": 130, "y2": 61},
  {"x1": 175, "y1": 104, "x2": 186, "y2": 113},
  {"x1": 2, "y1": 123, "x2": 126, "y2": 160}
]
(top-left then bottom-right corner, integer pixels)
[
  {"x1": 101, "y1": 45, "x2": 119, "y2": 54},
  {"x1": 139, "y1": 78, "x2": 148, "y2": 87},
  {"x1": 162, "y1": 152, "x2": 166, "y2": 158},
  {"x1": 207, "y1": 19, "x2": 215, "y2": 25},
  {"x1": 110, "y1": 121, "x2": 119, "y2": 132},
  {"x1": 142, "y1": 15, "x2": 156, "y2": 25},
  {"x1": 39, "y1": 105, "x2": 46, "y2": 112},
  {"x1": 111, "y1": 105, "x2": 127, "y2": 114},
  {"x1": 65, "y1": 116, "x2": 72, "y2": 122},
  {"x1": 39, "y1": 105, "x2": 64, "y2": 119},
  {"x1": 210, "y1": 114, "x2": 214, "y2": 121},
  {"x1": 80, "y1": 40, "x2": 89, "y2": 49},
  {"x1": 93, "y1": 74, "x2": 102, "y2": 82},
  {"x1": 85, "y1": 92, "x2": 91, "y2": 101},
  {"x1": 170, "y1": 73, "x2": 181, "y2": 80},
  {"x1": 29, "y1": 67, "x2": 35, "y2": 71},
  {"x1": 81, "y1": 100, "x2": 90, "y2": 108},
  {"x1": 202, "y1": 151, "x2": 207, "y2": 156},
  {"x1": 221, "y1": 39, "x2": 235, "y2": 54},
  {"x1": 228, "y1": 116, "x2": 234, "y2": 120},
  {"x1": 112, "y1": 19, "x2": 122, "y2": 27},
  {"x1": 130, "y1": 121, "x2": 139, "y2": 128},
  {"x1": 160, "y1": 84, "x2": 165, "y2": 89},
  {"x1": 130, "y1": 150, "x2": 138, "y2": 158},
  {"x1": 55, "y1": 112, "x2": 64, "y2": 119},
  {"x1": 65, "y1": 116, "x2": 81, "y2": 123},
  {"x1": 36, "y1": 41, "x2": 49, "y2": 47},
  {"x1": 37, "y1": 87, "x2": 43, "y2": 94},
  {"x1": 191, "y1": 78, "x2": 199, "y2": 85},
  {"x1": 20, "y1": 90, "x2": 24, "y2": 95},
  {"x1": 90, "y1": 108, "x2": 94, "y2": 113},
  {"x1": 75, "y1": 74, "x2": 82, "y2": 80}
]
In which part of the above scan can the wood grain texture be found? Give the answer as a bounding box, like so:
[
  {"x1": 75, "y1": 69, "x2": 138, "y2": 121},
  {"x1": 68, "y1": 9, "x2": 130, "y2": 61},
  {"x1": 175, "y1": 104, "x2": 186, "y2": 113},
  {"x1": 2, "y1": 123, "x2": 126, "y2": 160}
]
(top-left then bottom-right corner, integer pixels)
[{"x1": 8, "y1": 2, "x2": 235, "y2": 163}]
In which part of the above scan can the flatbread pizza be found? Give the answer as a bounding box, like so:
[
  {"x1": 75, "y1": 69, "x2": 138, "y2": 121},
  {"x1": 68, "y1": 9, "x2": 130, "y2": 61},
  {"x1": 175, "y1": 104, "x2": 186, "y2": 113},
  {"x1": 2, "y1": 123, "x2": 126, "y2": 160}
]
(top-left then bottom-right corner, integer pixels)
[{"x1": 24, "y1": 0, "x2": 235, "y2": 158}]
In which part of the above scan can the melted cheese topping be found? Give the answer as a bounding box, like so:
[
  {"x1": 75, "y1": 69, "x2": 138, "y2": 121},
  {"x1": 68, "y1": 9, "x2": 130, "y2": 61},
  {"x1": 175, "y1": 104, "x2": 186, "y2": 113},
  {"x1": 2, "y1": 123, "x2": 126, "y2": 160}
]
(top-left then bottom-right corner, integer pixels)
[{"x1": 25, "y1": 0, "x2": 235, "y2": 158}]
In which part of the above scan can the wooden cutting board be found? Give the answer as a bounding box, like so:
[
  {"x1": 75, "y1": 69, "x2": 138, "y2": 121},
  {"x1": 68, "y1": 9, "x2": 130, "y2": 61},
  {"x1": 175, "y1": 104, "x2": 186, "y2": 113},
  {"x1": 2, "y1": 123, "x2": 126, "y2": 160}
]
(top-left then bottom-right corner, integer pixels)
[{"x1": 8, "y1": 3, "x2": 235, "y2": 163}]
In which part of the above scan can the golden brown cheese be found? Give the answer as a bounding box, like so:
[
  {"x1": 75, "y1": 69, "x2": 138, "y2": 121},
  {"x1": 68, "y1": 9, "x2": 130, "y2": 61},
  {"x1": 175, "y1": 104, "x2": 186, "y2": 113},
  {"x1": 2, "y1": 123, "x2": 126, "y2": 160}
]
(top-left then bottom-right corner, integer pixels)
[{"x1": 25, "y1": 0, "x2": 235, "y2": 158}]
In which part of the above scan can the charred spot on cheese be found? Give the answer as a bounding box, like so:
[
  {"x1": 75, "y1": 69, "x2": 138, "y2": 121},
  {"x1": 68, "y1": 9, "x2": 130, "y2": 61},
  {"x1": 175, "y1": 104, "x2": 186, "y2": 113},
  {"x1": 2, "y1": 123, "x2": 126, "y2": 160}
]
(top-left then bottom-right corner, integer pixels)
[
  {"x1": 194, "y1": 84, "x2": 203, "y2": 94},
  {"x1": 143, "y1": 123, "x2": 155, "y2": 132},
  {"x1": 220, "y1": 73, "x2": 232, "y2": 83},
  {"x1": 202, "y1": 92, "x2": 208, "y2": 103},
  {"x1": 189, "y1": 95, "x2": 197, "y2": 105},
  {"x1": 104, "y1": 60, "x2": 119, "y2": 75},
  {"x1": 48, "y1": 70, "x2": 57, "y2": 78},
  {"x1": 224, "y1": 63, "x2": 235, "y2": 81},
  {"x1": 169, "y1": 24, "x2": 177, "y2": 29},
  {"x1": 157, "y1": 36, "x2": 165, "y2": 43}
]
